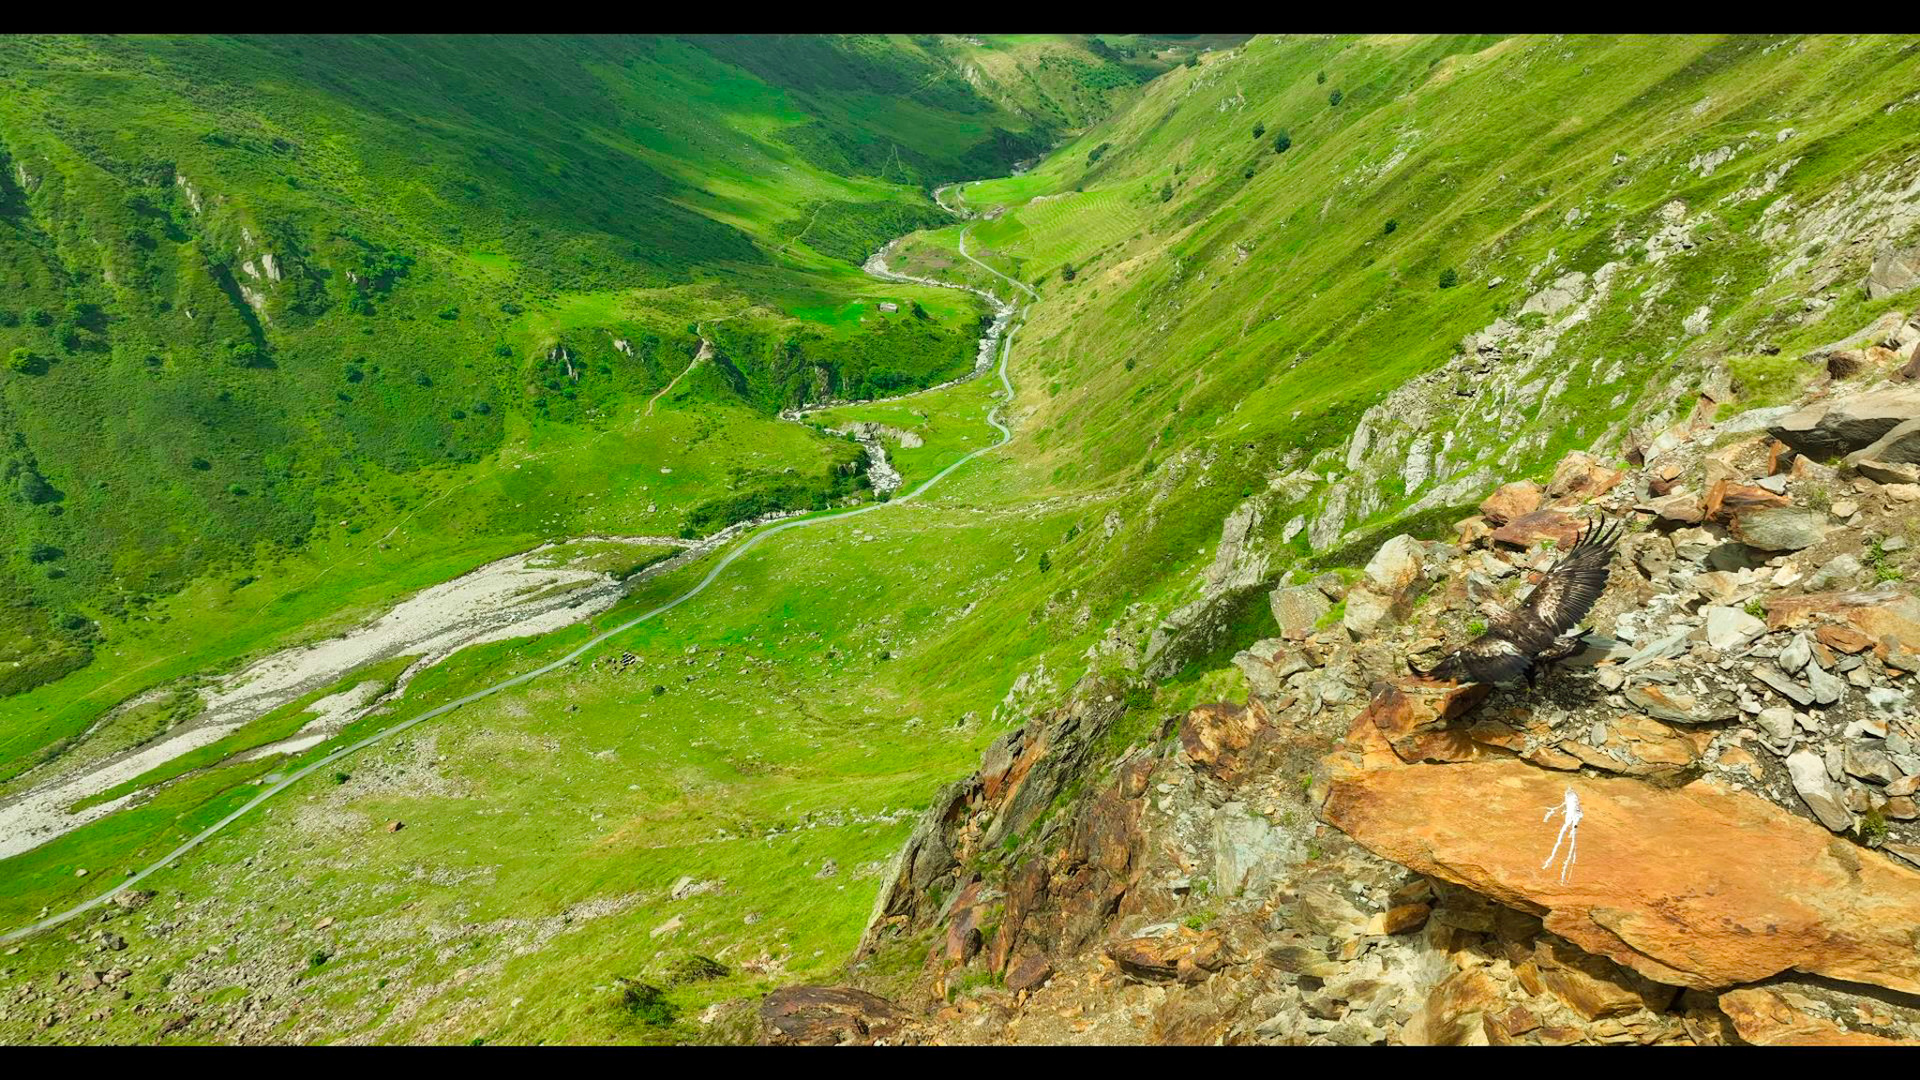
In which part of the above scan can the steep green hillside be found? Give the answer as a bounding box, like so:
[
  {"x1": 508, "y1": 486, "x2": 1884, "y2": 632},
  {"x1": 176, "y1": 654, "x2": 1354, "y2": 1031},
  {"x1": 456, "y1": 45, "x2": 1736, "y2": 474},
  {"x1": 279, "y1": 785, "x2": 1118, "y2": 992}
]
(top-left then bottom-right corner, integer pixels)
[{"x1": 952, "y1": 33, "x2": 1920, "y2": 589}]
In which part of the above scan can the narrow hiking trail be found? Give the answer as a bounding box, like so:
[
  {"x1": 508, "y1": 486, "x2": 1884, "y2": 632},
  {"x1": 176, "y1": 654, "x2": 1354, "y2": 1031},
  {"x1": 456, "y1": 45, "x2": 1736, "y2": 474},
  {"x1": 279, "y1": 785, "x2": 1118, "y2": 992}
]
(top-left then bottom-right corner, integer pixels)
[
  {"x1": 959, "y1": 225, "x2": 1038, "y2": 302},
  {"x1": 933, "y1": 183, "x2": 968, "y2": 217},
  {"x1": 1, "y1": 200, "x2": 1038, "y2": 945},
  {"x1": 648, "y1": 336, "x2": 711, "y2": 416}
]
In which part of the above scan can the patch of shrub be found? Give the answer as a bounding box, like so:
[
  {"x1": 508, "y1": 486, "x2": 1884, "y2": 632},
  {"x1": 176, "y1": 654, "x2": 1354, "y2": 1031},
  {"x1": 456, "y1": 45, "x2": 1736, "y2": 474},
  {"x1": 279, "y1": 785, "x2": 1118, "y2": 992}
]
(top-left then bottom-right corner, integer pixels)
[
  {"x1": 617, "y1": 978, "x2": 678, "y2": 1027},
  {"x1": 663, "y1": 954, "x2": 729, "y2": 986}
]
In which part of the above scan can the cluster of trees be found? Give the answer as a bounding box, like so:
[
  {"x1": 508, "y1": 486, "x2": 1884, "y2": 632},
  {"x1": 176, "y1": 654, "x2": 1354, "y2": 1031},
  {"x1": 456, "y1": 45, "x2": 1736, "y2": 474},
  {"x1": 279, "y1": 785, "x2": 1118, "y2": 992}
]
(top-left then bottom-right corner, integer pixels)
[
  {"x1": 1086, "y1": 37, "x2": 1142, "y2": 62},
  {"x1": 227, "y1": 339, "x2": 267, "y2": 368},
  {"x1": 2, "y1": 301, "x2": 106, "y2": 365},
  {"x1": 680, "y1": 461, "x2": 866, "y2": 536},
  {"x1": 337, "y1": 230, "x2": 416, "y2": 315},
  {"x1": 4, "y1": 442, "x2": 60, "y2": 506}
]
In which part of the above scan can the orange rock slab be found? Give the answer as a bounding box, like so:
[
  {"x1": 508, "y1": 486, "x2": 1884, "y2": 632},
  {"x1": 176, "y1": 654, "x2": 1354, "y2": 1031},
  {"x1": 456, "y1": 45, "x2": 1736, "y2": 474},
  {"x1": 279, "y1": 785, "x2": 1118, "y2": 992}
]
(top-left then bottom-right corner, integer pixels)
[{"x1": 1325, "y1": 685, "x2": 1920, "y2": 996}]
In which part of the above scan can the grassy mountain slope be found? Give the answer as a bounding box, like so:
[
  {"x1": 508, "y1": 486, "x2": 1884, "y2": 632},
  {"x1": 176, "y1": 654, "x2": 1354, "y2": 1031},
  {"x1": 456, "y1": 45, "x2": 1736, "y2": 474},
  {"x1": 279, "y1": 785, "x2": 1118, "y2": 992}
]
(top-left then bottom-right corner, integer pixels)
[{"x1": 952, "y1": 33, "x2": 1920, "y2": 568}]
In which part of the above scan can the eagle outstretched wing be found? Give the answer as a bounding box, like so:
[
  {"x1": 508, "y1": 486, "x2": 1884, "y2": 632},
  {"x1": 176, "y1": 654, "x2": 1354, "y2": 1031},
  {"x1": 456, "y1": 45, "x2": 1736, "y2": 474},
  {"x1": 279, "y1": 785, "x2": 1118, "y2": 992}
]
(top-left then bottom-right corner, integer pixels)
[
  {"x1": 1444, "y1": 635, "x2": 1534, "y2": 686},
  {"x1": 1417, "y1": 516, "x2": 1623, "y2": 687},
  {"x1": 1522, "y1": 518, "x2": 1623, "y2": 635}
]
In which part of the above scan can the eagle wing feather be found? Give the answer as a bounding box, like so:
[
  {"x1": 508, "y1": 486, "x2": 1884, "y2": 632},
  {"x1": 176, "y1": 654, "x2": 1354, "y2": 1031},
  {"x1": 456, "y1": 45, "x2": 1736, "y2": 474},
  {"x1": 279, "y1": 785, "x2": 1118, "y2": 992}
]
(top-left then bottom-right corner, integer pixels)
[
  {"x1": 1449, "y1": 635, "x2": 1534, "y2": 686},
  {"x1": 1523, "y1": 518, "x2": 1622, "y2": 636}
]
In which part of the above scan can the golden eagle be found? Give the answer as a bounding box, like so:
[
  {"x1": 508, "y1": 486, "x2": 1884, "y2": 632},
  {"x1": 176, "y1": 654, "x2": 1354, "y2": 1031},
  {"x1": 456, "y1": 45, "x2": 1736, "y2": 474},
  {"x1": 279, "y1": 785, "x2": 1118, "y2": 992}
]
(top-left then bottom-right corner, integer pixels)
[{"x1": 1413, "y1": 518, "x2": 1623, "y2": 687}]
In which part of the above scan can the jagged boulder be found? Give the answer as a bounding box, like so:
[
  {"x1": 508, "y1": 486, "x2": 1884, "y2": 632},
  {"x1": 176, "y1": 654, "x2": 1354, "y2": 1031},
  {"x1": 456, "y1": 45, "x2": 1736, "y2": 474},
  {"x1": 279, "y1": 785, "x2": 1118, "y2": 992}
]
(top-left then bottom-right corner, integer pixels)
[
  {"x1": 1232, "y1": 639, "x2": 1312, "y2": 703},
  {"x1": 1638, "y1": 491, "x2": 1704, "y2": 526},
  {"x1": 1763, "y1": 586, "x2": 1920, "y2": 669},
  {"x1": 1364, "y1": 534, "x2": 1429, "y2": 597},
  {"x1": 1868, "y1": 244, "x2": 1920, "y2": 300},
  {"x1": 856, "y1": 680, "x2": 1129, "y2": 956},
  {"x1": 1546, "y1": 451, "x2": 1623, "y2": 501},
  {"x1": 1454, "y1": 515, "x2": 1494, "y2": 547},
  {"x1": 1107, "y1": 928, "x2": 1229, "y2": 985},
  {"x1": 1528, "y1": 937, "x2": 1679, "y2": 1021},
  {"x1": 1845, "y1": 417, "x2": 1920, "y2": 466},
  {"x1": 758, "y1": 986, "x2": 905, "y2": 1045},
  {"x1": 1768, "y1": 388, "x2": 1920, "y2": 459},
  {"x1": 1518, "y1": 271, "x2": 1589, "y2": 318},
  {"x1": 1405, "y1": 968, "x2": 1505, "y2": 1046},
  {"x1": 1824, "y1": 348, "x2": 1872, "y2": 379},
  {"x1": 1344, "y1": 679, "x2": 1491, "y2": 766},
  {"x1": 1269, "y1": 584, "x2": 1331, "y2": 636},
  {"x1": 1180, "y1": 701, "x2": 1271, "y2": 786},
  {"x1": 1490, "y1": 509, "x2": 1583, "y2": 550},
  {"x1": 1857, "y1": 459, "x2": 1920, "y2": 484},
  {"x1": 1341, "y1": 586, "x2": 1397, "y2": 637},
  {"x1": 1478, "y1": 481, "x2": 1543, "y2": 527},
  {"x1": 1702, "y1": 478, "x2": 1788, "y2": 524},
  {"x1": 1729, "y1": 506, "x2": 1828, "y2": 552}
]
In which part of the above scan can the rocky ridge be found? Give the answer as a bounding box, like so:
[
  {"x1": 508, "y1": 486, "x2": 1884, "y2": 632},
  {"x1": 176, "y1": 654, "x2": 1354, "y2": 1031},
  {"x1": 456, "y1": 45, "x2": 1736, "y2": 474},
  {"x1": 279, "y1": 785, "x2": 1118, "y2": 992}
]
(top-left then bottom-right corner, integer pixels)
[{"x1": 754, "y1": 306, "x2": 1920, "y2": 1045}]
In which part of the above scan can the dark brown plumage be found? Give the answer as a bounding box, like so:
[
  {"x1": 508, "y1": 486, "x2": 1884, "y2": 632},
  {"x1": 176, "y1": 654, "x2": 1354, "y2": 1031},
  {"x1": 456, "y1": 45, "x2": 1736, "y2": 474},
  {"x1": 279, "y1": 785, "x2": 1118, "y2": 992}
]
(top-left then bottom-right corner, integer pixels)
[{"x1": 1416, "y1": 518, "x2": 1623, "y2": 687}]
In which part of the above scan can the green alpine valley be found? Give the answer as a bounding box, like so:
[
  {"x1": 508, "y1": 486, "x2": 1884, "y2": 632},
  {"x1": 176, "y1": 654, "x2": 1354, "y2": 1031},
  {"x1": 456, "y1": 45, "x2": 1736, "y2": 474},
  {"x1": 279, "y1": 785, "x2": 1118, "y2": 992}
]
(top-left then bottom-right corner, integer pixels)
[{"x1": 5, "y1": 32, "x2": 1920, "y2": 1047}]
